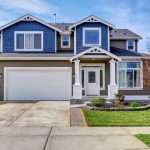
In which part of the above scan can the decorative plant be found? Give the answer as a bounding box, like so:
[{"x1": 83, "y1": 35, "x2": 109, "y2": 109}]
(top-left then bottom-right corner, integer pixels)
[
  {"x1": 91, "y1": 97, "x2": 106, "y2": 107},
  {"x1": 129, "y1": 101, "x2": 141, "y2": 107},
  {"x1": 113, "y1": 93, "x2": 125, "y2": 107}
]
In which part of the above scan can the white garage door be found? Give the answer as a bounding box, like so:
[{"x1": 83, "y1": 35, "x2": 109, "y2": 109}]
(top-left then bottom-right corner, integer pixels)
[{"x1": 4, "y1": 67, "x2": 72, "y2": 101}]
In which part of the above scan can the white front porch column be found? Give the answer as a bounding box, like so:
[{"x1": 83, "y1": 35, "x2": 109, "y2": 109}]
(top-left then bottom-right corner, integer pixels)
[
  {"x1": 108, "y1": 59, "x2": 118, "y2": 99},
  {"x1": 73, "y1": 59, "x2": 82, "y2": 99}
]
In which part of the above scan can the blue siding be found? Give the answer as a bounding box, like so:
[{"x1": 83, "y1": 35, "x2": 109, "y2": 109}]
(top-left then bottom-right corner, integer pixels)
[
  {"x1": 3, "y1": 21, "x2": 55, "y2": 53},
  {"x1": 76, "y1": 23, "x2": 108, "y2": 53}
]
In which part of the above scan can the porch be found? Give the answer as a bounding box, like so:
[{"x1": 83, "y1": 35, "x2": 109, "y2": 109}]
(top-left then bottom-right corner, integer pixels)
[{"x1": 71, "y1": 46, "x2": 121, "y2": 99}]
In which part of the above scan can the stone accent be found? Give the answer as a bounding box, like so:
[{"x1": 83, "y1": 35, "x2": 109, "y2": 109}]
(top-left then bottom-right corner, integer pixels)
[
  {"x1": 85, "y1": 104, "x2": 150, "y2": 111},
  {"x1": 143, "y1": 59, "x2": 150, "y2": 89}
]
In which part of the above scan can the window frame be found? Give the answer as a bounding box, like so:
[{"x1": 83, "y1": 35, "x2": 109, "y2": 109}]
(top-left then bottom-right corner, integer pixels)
[
  {"x1": 83, "y1": 27, "x2": 101, "y2": 47},
  {"x1": 126, "y1": 40, "x2": 135, "y2": 51},
  {"x1": 14, "y1": 31, "x2": 43, "y2": 51},
  {"x1": 61, "y1": 34, "x2": 70, "y2": 48},
  {"x1": 117, "y1": 61, "x2": 143, "y2": 90}
]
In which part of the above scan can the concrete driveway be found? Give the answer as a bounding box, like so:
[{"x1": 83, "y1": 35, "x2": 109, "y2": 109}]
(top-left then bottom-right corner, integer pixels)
[
  {"x1": 0, "y1": 127, "x2": 149, "y2": 150},
  {"x1": 0, "y1": 101, "x2": 70, "y2": 127}
]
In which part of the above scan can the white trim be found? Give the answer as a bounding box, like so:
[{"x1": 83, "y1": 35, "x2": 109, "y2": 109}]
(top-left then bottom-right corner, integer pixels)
[
  {"x1": 14, "y1": 31, "x2": 43, "y2": 51},
  {"x1": 80, "y1": 63, "x2": 105, "y2": 96},
  {"x1": 117, "y1": 60, "x2": 143, "y2": 90},
  {"x1": 83, "y1": 27, "x2": 101, "y2": 47},
  {"x1": 69, "y1": 15, "x2": 116, "y2": 29},
  {"x1": 55, "y1": 31, "x2": 57, "y2": 53},
  {"x1": 126, "y1": 39, "x2": 135, "y2": 51},
  {"x1": 74, "y1": 27, "x2": 76, "y2": 55},
  {"x1": 107, "y1": 27, "x2": 110, "y2": 51},
  {"x1": 121, "y1": 57, "x2": 143, "y2": 59},
  {"x1": 110, "y1": 37, "x2": 142, "y2": 40},
  {"x1": 0, "y1": 57, "x2": 70, "y2": 60},
  {"x1": 0, "y1": 14, "x2": 62, "y2": 33},
  {"x1": 4, "y1": 67, "x2": 72, "y2": 101},
  {"x1": 70, "y1": 45, "x2": 121, "y2": 61},
  {"x1": 61, "y1": 35, "x2": 70, "y2": 48},
  {"x1": 81, "y1": 55, "x2": 110, "y2": 59},
  {"x1": 1, "y1": 30, "x2": 3, "y2": 52}
]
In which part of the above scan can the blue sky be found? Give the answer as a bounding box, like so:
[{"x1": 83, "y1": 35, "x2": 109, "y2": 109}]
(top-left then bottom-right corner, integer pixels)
[{"x1": 0, "y1": 0, "x2": 149, "y2": 52}]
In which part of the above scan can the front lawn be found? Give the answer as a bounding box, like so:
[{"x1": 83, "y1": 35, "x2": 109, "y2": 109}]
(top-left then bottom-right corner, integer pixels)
[
  {"x1": 83, "y1": 109, "x2": 150, "y2": 126},
  {"x1": 135, "y1": 134, "x2": 150, "y2": 147}
]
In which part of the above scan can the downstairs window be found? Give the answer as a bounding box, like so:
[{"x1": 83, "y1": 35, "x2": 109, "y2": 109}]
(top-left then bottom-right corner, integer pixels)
[{"x1": 118, "y1": 62, "x2": 142, "y2": 89}]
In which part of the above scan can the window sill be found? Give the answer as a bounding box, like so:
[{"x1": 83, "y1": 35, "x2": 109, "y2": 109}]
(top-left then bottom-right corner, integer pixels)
[
  {"x1": 61, "y1": 46, "x2": 70, "y2": 48},
  {"x1": 83, "y1": 44, "x2": 101, "y2": 47},
  {"x1": 119, "y1": 88, "x2": 143, "y2": 91},
  {"x1": 14, "y1": 49, "x2": 43, "y2": 52}
]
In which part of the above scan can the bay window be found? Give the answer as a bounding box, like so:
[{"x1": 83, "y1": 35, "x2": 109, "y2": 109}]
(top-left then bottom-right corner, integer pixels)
[
  {"x1": 15, "y1": 31, "x2": 43, "y2": 51},
  {"x1": 83, "y1": 28, "x2": 101, "y2": 46},
  {"x1": 118, "y1": 62, "x2": 142, "y2": 89}
]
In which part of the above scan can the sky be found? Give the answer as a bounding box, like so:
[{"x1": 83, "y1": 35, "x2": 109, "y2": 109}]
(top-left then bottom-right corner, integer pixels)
[{"x1": 0, "y1": 0, "x2": 149, "y2": 52}]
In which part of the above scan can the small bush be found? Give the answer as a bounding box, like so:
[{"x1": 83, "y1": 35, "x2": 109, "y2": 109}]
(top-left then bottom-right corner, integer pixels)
[
  {"x1": 115, "y1": 93, "x2": 125, "y2": 102},
  {"x1": 91, "y1": 98, "x2": 106, "y2": 107},
  {"x1": 129, "y1": 101, "x2": 141, "y2": 107}
]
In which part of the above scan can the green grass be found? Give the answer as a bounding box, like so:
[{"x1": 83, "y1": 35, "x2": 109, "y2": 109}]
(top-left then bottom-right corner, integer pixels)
[
  {"x1": 135, "y1": 134, "x2": 150, "y2": 147},
  {"x1": 83, "y1": 109, "x2": 150, "y2": 126}
]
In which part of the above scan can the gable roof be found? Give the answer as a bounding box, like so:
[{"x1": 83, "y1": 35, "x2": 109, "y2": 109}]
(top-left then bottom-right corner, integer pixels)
[
  {"x1": 70, "y1": 46, "x2": 121, "y2": 61},
  {"x1": 110, "y1": 29, "x2": 142, "y2": 39},
  {"x1": 69, "y1": 15, "x2": 116, "y2": 29},
  {"x1": 0, "y1": 14, "x2": 62, "y2": 32}
]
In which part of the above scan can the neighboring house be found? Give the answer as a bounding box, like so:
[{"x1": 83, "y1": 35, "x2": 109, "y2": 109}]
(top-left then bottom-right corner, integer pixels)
[{"x1": 0, "y1": 14, "x2": 150, "y2": 101}]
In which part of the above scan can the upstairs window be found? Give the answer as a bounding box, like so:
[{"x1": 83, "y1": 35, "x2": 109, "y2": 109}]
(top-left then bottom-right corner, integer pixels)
[
  {"x1": 15, "y1": 31, "x2": 43, "y2": 51},
  {"x1": 61, "y1": 35, "x2": 70, "y2": 48},
  {"x1": 83, "y1": 28, "x2": 101, "y2": 47},
  {"x1": 127, "y1": 40, "x2": 135, "y2": 51}
]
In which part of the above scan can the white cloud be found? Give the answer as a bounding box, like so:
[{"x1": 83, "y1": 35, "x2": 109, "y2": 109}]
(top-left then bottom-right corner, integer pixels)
[
  {"x1": 95, "y1": 0, "x2": 150, "y2": 52},
  {"x1": 0, "y1": 0, "x2": 57, "y2": 14}
]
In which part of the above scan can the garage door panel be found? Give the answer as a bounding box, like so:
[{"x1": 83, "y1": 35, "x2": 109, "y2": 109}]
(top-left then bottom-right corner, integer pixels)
[{"x1": 5, "y1": 68, "x2": 71, "y2": 100}]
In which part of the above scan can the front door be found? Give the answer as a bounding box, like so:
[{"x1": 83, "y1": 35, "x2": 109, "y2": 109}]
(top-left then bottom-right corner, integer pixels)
[{"x1": 86, "y1": 68, "x2": 99, "y2": 96}]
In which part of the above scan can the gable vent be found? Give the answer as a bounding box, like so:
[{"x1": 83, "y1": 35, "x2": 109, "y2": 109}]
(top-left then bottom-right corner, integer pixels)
[
  {"x1": 87, "y1": 17, "x2": 98, "y2": 22},
  {"x1": 23, "y1": 16, "x2": 34, "y2": 21}
]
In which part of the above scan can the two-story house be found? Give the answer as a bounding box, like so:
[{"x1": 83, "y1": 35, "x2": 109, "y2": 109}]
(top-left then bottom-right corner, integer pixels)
[{"x1": 0, "y1": 14, "x2": 149, "y2": 101}]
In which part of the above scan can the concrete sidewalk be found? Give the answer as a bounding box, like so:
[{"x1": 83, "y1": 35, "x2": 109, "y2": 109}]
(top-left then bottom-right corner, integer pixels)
[{"x1": 0, "y1": 127, "x2": 150, "y2": 150}]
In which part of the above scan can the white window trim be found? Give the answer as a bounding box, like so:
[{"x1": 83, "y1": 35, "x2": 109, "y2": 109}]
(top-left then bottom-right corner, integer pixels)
[
  {"x1": 0, "y1": 30, "x2": 3, "y2": 52},
  {"x1": 80, "y1": 63, "x2": 105, "y2": 94},
  {"x1": 14, "y1": 31, "x2": 43, "y2": 51},
  {"x1": 83, "y1": 27, "x2": 101, "y2": 47},
  {"x1": 61, "y1": 35, "x2": 70, "y2": 48},
  {"x1": 117, "y1": 61, "x2": 143, "y2": 90},
  {"x1": 126, "y1": 40, "x2": 135, "y2": 51}
]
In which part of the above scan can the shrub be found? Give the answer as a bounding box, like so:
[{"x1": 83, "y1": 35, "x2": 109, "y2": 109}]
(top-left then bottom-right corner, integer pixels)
[
  {"x1": 113, "y1": 93, "x2": 125, "y2": 107},
  {"x1": 129, "y1": 101, "x2": 141, "y2": 107},
  {"x1": 115, "y1": 93, "x2": 125, "y2": 102},
  {"x1": 91, "y1": 97, "x2": 106, "y2": 107}
]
